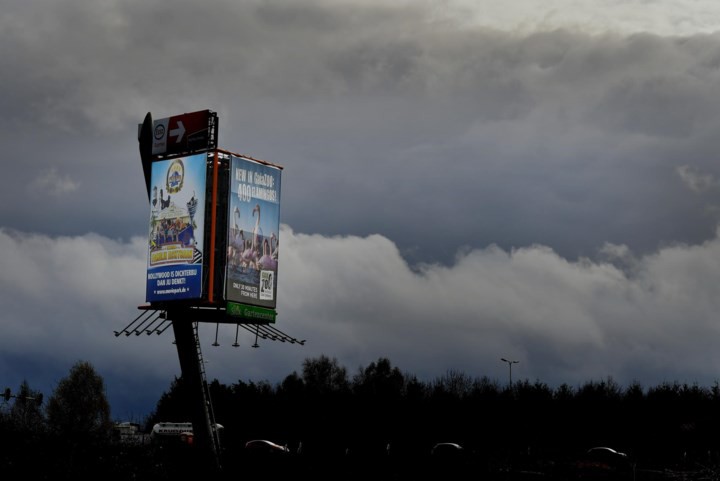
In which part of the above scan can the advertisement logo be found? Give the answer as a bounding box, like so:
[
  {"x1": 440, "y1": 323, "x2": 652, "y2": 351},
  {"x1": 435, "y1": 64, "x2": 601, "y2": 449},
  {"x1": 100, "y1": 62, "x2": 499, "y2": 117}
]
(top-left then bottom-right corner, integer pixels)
[
  {"x1": 154, "y1": 123, "x2": 166, "y2": 140},
  {"x1": 166, "y1": 159, "x2": 185, "y2": 194}
]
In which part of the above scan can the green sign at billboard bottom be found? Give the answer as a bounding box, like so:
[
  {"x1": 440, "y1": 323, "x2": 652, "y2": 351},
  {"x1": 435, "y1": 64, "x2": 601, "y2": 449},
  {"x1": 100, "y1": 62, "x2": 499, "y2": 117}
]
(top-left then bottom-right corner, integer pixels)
[{"x1": 227, "y1": 302, "x2": 277, "y2": 323}]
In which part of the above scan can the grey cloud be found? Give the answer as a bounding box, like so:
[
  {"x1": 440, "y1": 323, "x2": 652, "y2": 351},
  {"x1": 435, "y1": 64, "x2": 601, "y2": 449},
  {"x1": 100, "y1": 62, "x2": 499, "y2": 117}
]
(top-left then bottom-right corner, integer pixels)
[
  {"x1": 677, "y1": 164, "x2": 719, "y2": 193},
  {"x1": 30, "y1": 167, "x2": 80, "y2": 196}
]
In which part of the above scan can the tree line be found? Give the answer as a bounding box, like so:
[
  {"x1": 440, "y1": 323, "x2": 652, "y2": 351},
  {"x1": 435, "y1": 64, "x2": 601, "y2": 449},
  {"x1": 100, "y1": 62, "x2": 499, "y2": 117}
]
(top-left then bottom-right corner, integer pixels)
[
  {"x1": 4, "y1": 355, "x2": 720, "y2": 479},
  {"x1": 150, "y1": 355, "x2": 720, "y2": 468}
]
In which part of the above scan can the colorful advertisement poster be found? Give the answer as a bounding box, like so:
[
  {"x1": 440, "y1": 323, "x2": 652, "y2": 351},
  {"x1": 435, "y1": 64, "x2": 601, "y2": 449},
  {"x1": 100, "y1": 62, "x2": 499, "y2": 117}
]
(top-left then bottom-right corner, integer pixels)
[
  {"x1": 146, "y1": 153, "x2": 206, "y2": 302},
  {"x1": 225, "y1": 155, "x2": 282, "y2": 309}
]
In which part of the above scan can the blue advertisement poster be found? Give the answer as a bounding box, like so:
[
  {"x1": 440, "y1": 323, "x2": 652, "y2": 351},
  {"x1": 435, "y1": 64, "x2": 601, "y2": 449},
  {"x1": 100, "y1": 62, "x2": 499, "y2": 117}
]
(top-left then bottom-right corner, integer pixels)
[
  {"x1": 146, "y1": 153, "x2": 206, "y2": 302},
  {"x1": 225, "y1": 155, "x2": 282, "y2": 309}
]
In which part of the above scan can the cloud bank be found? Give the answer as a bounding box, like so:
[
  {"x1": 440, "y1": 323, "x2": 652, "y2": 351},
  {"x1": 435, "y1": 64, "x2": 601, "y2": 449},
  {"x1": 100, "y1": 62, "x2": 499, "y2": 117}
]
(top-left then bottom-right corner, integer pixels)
[{"x1": 2, "y1": 225, "x2": 719, "y2": 418}]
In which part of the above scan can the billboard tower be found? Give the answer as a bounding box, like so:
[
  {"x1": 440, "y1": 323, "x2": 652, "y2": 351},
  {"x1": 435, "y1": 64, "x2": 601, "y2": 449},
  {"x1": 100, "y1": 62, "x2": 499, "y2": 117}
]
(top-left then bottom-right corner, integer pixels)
[{"x1": 116, "y1": 110, "x2": 305, "y2": 473}]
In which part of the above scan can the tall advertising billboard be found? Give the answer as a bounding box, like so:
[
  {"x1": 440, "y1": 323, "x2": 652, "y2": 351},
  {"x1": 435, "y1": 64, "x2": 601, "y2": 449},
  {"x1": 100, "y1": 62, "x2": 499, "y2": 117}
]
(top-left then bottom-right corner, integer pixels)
[
  {"x1": 225, "y1": 155, "x2": 282, "y2": 310},
  {"x1": 146, "y1": 153, "x2": 207, "y2": 302}
]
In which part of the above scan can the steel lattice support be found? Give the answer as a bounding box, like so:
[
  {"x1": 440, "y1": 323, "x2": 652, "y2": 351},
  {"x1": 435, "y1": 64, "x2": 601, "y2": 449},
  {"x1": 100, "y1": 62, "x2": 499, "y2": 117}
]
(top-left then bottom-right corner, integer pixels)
[{"x1": 171, "y1": 317, "x2": 221, "y2": 473}]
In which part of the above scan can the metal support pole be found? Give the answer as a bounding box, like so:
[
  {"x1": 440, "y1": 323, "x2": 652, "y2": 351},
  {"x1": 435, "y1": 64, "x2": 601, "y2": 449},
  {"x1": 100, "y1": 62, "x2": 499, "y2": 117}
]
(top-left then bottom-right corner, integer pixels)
[{"x1": 172, "y1": 317, "x2": 221, "y2": 473}]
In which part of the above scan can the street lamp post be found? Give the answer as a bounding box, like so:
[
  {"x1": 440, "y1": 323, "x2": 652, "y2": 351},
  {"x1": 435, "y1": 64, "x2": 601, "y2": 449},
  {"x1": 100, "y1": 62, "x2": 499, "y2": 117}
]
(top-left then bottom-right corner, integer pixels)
[{"x1": 500, "y1": 358, "x2": 519, "y2": 386}]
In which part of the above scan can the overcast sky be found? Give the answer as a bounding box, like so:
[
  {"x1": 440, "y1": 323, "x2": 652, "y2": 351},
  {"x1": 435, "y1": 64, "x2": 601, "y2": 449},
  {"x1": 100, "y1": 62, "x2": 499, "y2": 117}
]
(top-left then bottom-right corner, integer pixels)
[{"x1": 4, "y1": 0, "x2": 720, "y2": 421}]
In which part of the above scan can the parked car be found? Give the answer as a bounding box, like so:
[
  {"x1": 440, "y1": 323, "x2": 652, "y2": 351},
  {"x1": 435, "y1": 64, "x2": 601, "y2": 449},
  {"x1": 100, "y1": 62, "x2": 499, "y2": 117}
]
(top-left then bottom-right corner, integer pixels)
[
  {"x1": 431, "y1": 442, "x2": 465, "y2": 457},
  {"x1": 244, "y1": 439, "x2": 290, "y2": 454},
  {"x1": 576, "y1": 446, "x2": 634, "y2": 479}
]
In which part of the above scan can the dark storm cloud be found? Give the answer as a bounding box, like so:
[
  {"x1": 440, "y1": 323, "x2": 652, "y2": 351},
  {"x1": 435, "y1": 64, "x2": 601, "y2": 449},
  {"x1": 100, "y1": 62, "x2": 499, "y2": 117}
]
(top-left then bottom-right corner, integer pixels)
[{"x1": 5, "y1": 3, "x2": 720, "y2": 263}]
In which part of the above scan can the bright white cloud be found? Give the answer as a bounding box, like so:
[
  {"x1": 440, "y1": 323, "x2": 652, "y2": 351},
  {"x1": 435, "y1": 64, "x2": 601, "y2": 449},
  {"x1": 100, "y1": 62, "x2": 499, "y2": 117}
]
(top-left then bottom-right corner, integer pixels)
[
  {"x1": 430, "y1": 0, "x2": 720, "y2": 36},
  {"x1": 2, "y1": 225, "x2": 720, "y2": 416}
]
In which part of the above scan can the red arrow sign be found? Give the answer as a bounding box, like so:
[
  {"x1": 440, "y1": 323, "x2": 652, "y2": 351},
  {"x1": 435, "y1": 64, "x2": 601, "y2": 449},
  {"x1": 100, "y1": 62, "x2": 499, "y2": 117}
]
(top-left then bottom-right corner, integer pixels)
[{"x1": 151, "y1": 110, "x2": 212, "y2": 156}]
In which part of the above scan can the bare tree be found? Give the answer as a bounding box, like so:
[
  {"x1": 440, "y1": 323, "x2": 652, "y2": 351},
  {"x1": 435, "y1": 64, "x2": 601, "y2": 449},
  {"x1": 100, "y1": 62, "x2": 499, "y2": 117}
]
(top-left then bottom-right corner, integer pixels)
[{"x1": 9, "y1": 380, "x2": 45, "y2": 433}]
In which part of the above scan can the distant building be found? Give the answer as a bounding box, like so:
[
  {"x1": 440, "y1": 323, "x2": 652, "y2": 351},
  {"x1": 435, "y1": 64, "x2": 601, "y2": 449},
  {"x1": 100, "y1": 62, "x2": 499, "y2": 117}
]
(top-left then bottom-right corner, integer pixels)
[{"x1": 113, "y1": 422, "x2": 150, "y2": 445}]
